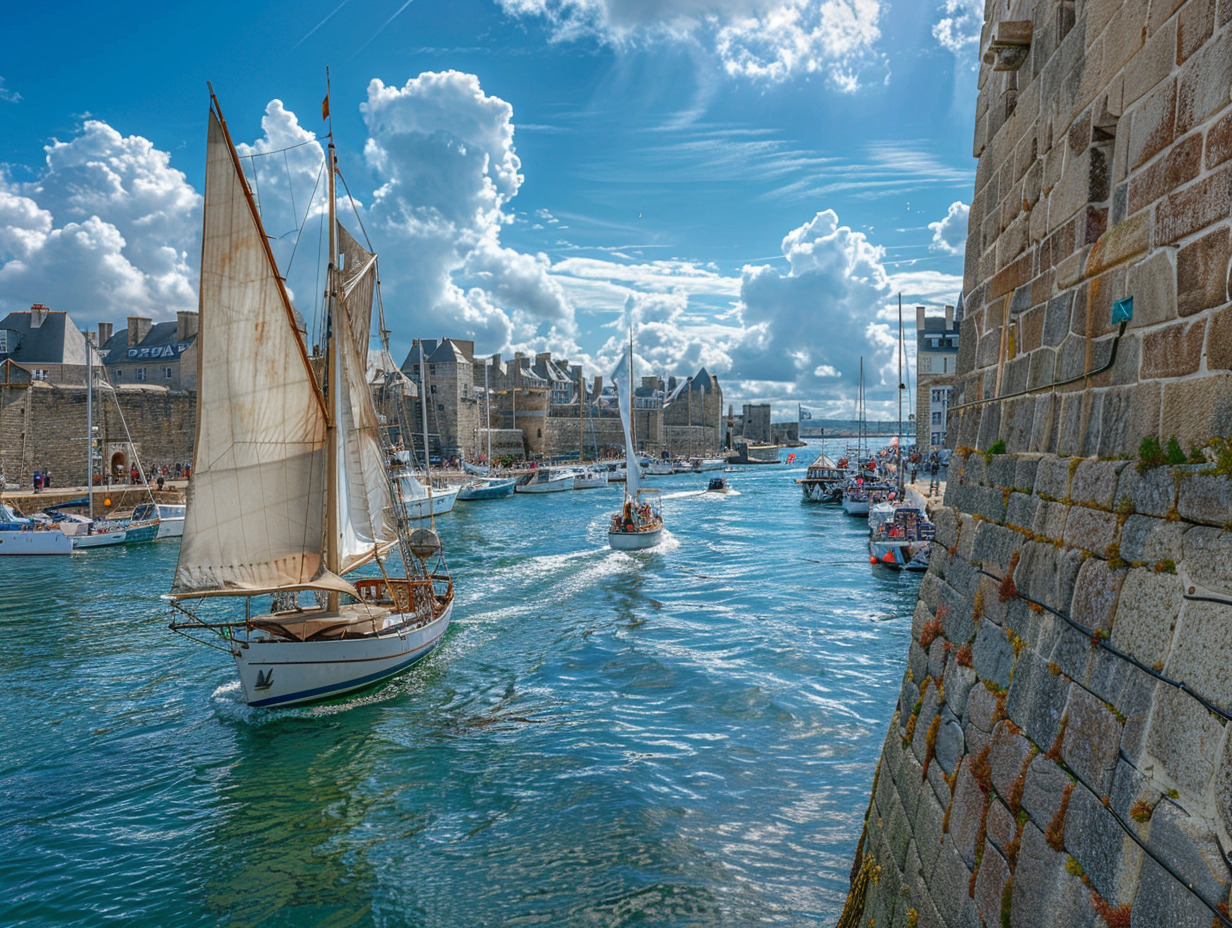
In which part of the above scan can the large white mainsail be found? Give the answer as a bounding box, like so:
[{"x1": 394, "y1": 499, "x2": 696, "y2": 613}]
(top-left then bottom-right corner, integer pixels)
[
  {"x1": 173, "y1": 107, "x2": 348, "y2": 598},
  {"x1": 610, "y1": 351, "x2": 639, "y2": 500},
  {"x1": 334, "y1": 224, "x2": 396, "y2": 572}
]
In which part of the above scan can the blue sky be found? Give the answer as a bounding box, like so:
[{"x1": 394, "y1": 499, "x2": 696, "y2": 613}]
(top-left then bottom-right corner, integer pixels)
[{"x1": 0, "y1": 0, "x2": 982, "y2": 419}]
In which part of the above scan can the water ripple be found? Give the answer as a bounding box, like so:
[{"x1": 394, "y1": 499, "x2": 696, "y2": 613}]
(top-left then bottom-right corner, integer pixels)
[{"x1": 0, "y1": 442, "x2": 915, "y2": 927}]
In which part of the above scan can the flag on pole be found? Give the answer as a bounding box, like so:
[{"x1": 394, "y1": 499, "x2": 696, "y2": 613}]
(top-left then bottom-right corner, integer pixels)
[
  {"x1": 799, "y1": 408, "x2": 812, "y2": 419},
  {"x1": 322, "y1": 95, "x2": 330, "y2": 120}
]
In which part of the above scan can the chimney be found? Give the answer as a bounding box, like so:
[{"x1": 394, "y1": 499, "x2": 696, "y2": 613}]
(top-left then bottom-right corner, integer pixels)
[
  {"x1": 29, "y1": 303, "x2": 50, "y2": 328},
  {"x1": 127, "y1": 316, "x2": 153, "y2": 348},
  {"x1": 97, "y1": 322, "x2": 113, "y2": 347},
  {"x1": 944, "y1": 304, "x2": 954, "y2": 329},
  {"x1": 916, "y1": 305, "x2": 926, "y2": 335},
  {"x1": 176, "y1": 311, "x2": 198, "y2": 342}
]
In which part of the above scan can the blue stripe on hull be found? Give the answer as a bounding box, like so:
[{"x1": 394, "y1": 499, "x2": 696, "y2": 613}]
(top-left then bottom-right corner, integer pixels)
[{"x1": 245, "y1": 638, "x2": 442, "y2": 708}]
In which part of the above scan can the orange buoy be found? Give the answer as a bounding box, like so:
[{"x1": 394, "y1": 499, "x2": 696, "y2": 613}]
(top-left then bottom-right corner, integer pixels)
[{"x1": 869, "y1": 556, "x2": 878, "y2": 565}]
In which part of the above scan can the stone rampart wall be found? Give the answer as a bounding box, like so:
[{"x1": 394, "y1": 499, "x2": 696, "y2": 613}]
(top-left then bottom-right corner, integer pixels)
[
  {"x1": 845, "y1": 449, "x2": 1232, "y2": 927},
  {"x1": 0, "y1": 383, "x2": 195, "y2": 487},
  {"x1": 952, "y1": 0, "x2": 1232, "y2": 456}
]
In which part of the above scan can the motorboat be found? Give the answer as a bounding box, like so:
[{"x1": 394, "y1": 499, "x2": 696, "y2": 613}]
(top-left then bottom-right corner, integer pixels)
[
  {"x1": 515, "y1": 469, "x2": 574, "y2": 493},
  {"x1": 132, "y1": 502, "x2": 186, "y2": 538},
  {"x1": 456, "y1": 477, "x2": 517, "y2": 501},
  {"x1": 572, "y1": 469, "x2": 608, "y2": 489},
  {"x1": 0, "y1": 501, "x2": 72, "y2": 555},
  {"x1": 869, "y1": 506, "x2": 934, "y2": 571},
  {"x1": 797, "y1": 453, "x2": 848, "y2": 502},
  {"x1": 706, "y1": 476, "x2": 732, "y2": 493}
]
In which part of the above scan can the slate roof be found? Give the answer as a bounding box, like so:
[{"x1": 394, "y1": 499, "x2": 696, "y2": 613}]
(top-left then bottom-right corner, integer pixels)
[
  {"x1": 0, "y1": 310, "x2": 87, "y2": 366},
  {"x1": 426, "y1": 339, "x2": 471, "y2": 364},
  {"x1": 100, "y1": 321, "x2": 195, "y2": 365}
]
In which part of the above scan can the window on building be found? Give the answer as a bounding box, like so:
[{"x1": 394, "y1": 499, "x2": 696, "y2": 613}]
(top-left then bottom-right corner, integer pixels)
[
  {"x1": 932, "y1": 411, "x2": 943, "y2": 425},
  {"x1": 136, "y1": 368, "x2": 147, "y2": 382},
  {"x1": 115, "y1": 369, "x2": 122, "y2": 379},
  {"x1": 932, "y1": 432, "x2": 943, "y2": 446},
  {"x1": 32, "y1": 369, "x2": 47, "y2": 381},
  {"x1": 437, "y1": 403, "x2": 445, "y2": 411},
  {"x1": 0, "y1": 331, "x2": 7, "y2": 353},
  {"x1": 430, "y1": 384, "x2": 436, "y2": 394},
  {"x1": 164, "y1": 367, "x2": 173, "y2": 380}
]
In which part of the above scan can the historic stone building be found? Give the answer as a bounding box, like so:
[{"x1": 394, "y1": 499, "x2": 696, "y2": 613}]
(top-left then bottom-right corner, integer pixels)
[
  {"x1": 400, "y1": 338, "x2": 480, "y2": 463},
  {"x1": 0, "y1": 304, "x2": 91, "y2": 385},
  {"x1": 100, "y1": 312, "x2": 199, "y2": 391},
  {"x1": 916, "y1": 302, "x2": 961, "y2": 450},
  {"x1": 840, "y1": 3, "x2": 1232, "y2": 928}
]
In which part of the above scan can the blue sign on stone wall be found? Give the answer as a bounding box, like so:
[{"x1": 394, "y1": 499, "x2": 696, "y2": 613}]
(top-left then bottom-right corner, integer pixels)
[{"x1": 1112, "y1": 296, "x2": 1133, "y2": 324}]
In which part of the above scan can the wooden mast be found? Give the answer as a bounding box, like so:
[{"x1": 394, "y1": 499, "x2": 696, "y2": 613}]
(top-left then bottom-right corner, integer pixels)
[{"x1": 324, "y1": 70, "x2": 340, "y2": 614}]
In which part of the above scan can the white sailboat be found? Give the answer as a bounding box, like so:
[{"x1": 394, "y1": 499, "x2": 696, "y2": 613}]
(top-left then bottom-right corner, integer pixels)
[
  {"x1": 0, "y1": 501, "x2": 72, "y2": 555},
  {"x1": 167, "y1": 87, "x2": 453, "y2": 708},
  {"x1": 607, "y1": 334, "x2": 663, "y2": 550}
]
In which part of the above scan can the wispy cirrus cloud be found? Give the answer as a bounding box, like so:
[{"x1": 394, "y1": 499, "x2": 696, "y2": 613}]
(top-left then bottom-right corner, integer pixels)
[{"x1": 0, "y1": 77, "x2": 21, "y2": 104}]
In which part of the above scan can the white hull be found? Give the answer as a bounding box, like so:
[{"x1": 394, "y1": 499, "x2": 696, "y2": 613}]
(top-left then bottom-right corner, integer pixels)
[
  {"x1": 72, "y1": 520, "x2": 160, "y2": 549},
  {"x1": 608, "y1": 526, "x2": 663, "y2": 550},
  {"x1": 233, "y1": 602, "x2": 453, "y2": 707},
  {"x1": 515, "y1": 475, "x2": 573, "y2": 493},
  {"x1": 400, "y1": 487, "x2": 459, "y2": 519},
  {"x1": 645, "y1": 463, "x2": 674, "y2": 475},
  {"x1": 157, "y1": 517, "x2": 185, "y2": 538},
  {"x1": 0, "y1": 529, "x2": 72, "y2": 555},
  {"x1": 572, "y1": 474, "x2": 608, "y2": 489},
  {"x1": 842, "y1": 497, "x2": 870, "y2": 516}
]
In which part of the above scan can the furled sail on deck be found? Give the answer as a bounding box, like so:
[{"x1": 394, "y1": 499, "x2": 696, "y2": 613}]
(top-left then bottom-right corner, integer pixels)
[
  {"x1": 333, "y1": 225, "x2": 396, "y2": 572},
  {"x1": 173, "y1": 108, "x2": 347, "y2": 598},
  {"x1": 610, "y1": 352, "x2": 639, "y2": 499}
]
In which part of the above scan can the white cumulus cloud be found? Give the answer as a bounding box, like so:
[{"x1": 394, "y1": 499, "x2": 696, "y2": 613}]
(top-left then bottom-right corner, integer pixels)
[
  {"x1": 733, "y1": 209, "x2": 895, "y2": 392},
  {"x1": 360, "y1": 71, "x2": 571, "y2": 353},
  {"x1": 497, "y1": 0, "x2": 886, "y2": 90},
  {"x1": 928, "y1": 200, "x2": 969, "y2": 254},
  {"x1": 0, "y1": 120, "x2": 200, "y2": 321},
  {"x1": 933, "y1": 0, "x2": 982, "y2": 55}
]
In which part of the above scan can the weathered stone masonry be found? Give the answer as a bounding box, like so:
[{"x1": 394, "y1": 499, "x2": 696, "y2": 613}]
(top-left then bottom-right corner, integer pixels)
[
  {"x1": 950, "y1": 0, "x2": 1232, "y2": 455},
  {"x1": 843, "y1": 451, "x2": 1232, "y2": 927}
]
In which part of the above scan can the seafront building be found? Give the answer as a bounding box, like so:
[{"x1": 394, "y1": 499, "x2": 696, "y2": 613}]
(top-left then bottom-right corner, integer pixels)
[
  {"x1": 99, "y1": 312, "x2": 199, "y2": 390},
  {"x1": 0, "y1": 304, "x2": 91, "y2": 386},
  {"x1": 914, "y1": 301, "x2": 961, "y2": 449},
  {"x1": 399, "y1": 337, "x2": 725, "y2": 463}
]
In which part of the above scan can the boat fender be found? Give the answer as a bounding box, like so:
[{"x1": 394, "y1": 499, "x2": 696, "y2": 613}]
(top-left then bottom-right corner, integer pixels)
[{"x1": 869, "y1": 556, "x2": 878, "y2": 565}]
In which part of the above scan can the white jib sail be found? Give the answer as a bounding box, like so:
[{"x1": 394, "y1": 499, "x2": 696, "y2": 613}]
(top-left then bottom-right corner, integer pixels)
[
  {"x1": 173, "y1": 109, "x2": 338, "y2": 597},
  {"x1": 334, "y1": 227, "x2": 396, "y2": 571},
  {"x1": 610, "y1": 352, "x2": 639, "y2": 500}
]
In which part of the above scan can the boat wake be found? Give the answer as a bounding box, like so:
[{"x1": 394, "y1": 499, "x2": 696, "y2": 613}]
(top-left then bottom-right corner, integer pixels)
[{"x1": 210, "y1": 676, "x2": 406, "y2": 722}]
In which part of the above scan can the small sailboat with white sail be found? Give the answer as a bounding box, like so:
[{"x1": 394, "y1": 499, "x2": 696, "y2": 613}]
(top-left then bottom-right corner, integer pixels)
[
  {"x1": 167, "y1": 86, "x2": 453, "y2": 708},
  {"x1": 607, "y1": 334, "x2": 662, "y2": 550}
]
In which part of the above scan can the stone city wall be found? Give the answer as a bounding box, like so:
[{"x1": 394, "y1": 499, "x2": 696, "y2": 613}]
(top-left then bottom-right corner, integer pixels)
[
  {"x1": 840, "y1": 449, "x2": 1232, "y2": 927},
  {"x1": 951, "y1": 0, "x2": 1232, "y2": 456},
  {"x1": 0, "y1": 383, "x2": 195, "y2": 488}
]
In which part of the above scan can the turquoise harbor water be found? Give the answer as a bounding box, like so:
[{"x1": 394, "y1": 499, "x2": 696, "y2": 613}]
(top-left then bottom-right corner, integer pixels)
[{"x1": 0, "y1": 445, "x2": 919, "y2": 927}]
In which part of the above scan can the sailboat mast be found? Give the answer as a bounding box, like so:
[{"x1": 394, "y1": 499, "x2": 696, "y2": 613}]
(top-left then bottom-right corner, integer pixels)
[
  {"x1": 324, "y1": 126, "x2": 341, "y2": 611},
  {"x1": 578, "y1": 371, "x2": 584, "y2": 465},
  {"x1": 485, "y1": 358, "x2": 492, "y2": 466},
  {"x1": 628, "y1": 329, "x2": 635, "y2": 484},
  {"x1": 86, "y1": 335, "x2": 93, "y2": 521},
  {"x1": 897, "y1": 293, "x2": 903, "y2": 493}
]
